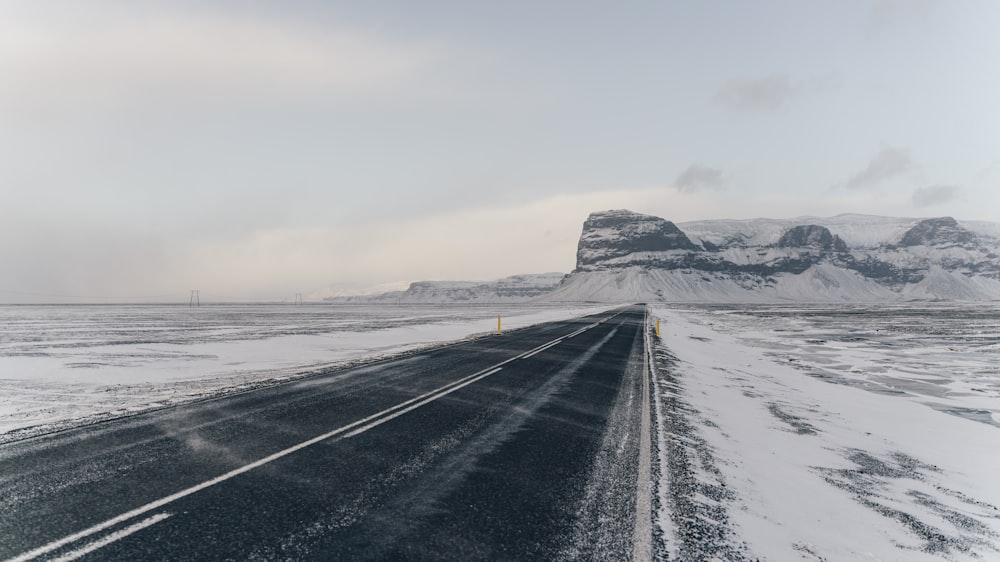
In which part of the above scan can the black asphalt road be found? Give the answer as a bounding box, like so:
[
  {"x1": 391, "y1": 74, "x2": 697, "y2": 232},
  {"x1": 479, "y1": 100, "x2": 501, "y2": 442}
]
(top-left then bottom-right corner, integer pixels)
[{"x1": 0, "y1": 305, "x2": 652, "y2": 561}]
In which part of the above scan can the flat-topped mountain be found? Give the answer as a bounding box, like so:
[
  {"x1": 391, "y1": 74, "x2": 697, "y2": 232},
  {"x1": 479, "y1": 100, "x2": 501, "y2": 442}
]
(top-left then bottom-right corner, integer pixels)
[
  {"x1": 547, "y1": 210, "x2": 1000, "y2": 302},
  {"x1": 577, "y1": 210, "x2": 699, "y2": 268}
]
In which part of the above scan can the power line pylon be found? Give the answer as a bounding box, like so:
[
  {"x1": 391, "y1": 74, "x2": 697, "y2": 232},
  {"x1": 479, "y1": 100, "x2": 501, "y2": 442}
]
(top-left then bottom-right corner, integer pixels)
[
  {"x1": 295, "y1": 293, "x2": 303, "y2": 306},
  {"x1": 190, "y1": 290, "x2": 200, "y2": 307}
]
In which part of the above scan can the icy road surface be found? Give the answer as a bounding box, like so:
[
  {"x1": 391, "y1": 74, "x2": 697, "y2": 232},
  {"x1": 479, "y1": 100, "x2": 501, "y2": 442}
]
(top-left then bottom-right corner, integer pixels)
[
  {"x1": 0, "y1": 306, "x2": 651, "y2": 560},
  {"x1": 4, "y1": 302, "x2": 998, "y2": 560}
]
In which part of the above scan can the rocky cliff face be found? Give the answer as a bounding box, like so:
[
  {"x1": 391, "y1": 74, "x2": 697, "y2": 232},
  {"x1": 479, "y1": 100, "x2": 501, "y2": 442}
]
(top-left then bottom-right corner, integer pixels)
[
  {"x1": 777, "y1": 225, "x2": 848, "y2": 252},
  {"x1": 898, "y1": 217, "x2": 978, "y2": 248},
  {"x1": 576, "y1": 210, "x2": 699, "y2": 268},
  {"x1": 549, "y1": 210, "x2": 1000, "y2": 302}
]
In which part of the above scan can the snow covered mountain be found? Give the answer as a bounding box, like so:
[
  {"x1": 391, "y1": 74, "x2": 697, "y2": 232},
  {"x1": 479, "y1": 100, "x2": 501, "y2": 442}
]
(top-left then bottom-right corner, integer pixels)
[
  {"x1": 325, "y1": 273, "x2": 567, "y2": 304},
  {"x1": 547, "y1": 210, "x2": 1000, "y2": 302}
]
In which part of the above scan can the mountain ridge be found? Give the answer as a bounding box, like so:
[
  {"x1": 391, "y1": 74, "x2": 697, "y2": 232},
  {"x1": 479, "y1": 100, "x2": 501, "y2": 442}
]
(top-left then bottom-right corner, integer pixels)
[
  {"x1": 324, "y1": 211, "x2": 1000, "y2": 304},
  {"x1": 547, "y1": 209, "x2": 1000, "y2": 302},
  {"x1": 324, "y1": 272, "x2": 566, "y2": 304}
]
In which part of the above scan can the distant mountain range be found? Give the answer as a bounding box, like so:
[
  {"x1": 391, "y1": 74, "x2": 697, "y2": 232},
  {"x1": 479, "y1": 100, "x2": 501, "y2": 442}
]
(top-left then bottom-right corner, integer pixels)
[
  {"x1": 328, "y1": 210, "x2": 1000, "y2": 303},
  {"x1": 324, "y1": 273, "x2": 566, "y2": 303},
  {"x1": 547, "y1": 210, "x2": 1000, "y2": 302}
]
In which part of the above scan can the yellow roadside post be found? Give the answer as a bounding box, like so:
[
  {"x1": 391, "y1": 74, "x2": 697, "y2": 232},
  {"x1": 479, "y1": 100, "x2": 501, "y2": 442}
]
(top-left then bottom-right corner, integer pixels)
[
  {"x1": 498, "y1": 315, "x2": 502, "y2": 334},
  {"x1": 655, "y1": 319, "x2": 660, "y2": 337}
]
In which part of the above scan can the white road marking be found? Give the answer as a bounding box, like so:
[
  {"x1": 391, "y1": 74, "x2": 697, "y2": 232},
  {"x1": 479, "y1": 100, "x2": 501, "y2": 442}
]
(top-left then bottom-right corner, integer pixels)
[
  {"x1": 341, "y1": 368, "x2": 503, "y2": 438},
  {"x1": 49, "y1": 513, "x2": 172, "y2": 562},
  {"x1": 8, "y1": 320, "x2": 608, "y2": 562},
  {"x1": 521, "y1": 339, "x2": 563, "y2": 359},
  {"x1": 633, "y1": 306, "x2": 654, "y2": 562},
  {"x1": 565, "y1": 322, "x2": 599, "y2": 339}
]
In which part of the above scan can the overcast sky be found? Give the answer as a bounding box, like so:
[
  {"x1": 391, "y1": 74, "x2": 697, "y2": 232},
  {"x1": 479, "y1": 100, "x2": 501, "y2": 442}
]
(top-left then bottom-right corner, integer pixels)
[{"x1": 2, "y1": 1, "x2": 999, "y2": 302}]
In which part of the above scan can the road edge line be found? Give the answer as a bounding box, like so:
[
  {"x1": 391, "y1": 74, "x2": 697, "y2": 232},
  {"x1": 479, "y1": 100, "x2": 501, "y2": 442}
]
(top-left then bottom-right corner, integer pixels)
[{"x1": 632, "y1": 305, "x2": 653, "y2": 562}]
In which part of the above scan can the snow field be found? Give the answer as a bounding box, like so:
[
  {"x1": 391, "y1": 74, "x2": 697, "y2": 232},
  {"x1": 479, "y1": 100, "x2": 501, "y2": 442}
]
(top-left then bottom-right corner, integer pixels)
[
  {"x1": 650, "y1": 306, "x2": 1000, "y2": 560},
  {"x1": 0, "y1": 304, "x2": 614, "y2": 440}
]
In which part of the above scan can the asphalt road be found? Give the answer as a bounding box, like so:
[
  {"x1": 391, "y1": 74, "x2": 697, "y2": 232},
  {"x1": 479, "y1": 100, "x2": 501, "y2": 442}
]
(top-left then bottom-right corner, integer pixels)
[{"x1": 0, "y1": 305, "x2": 652, "y2": 561}]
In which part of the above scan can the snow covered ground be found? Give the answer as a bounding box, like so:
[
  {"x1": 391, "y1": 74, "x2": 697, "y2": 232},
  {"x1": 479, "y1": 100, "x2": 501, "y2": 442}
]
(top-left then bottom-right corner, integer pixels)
[
  {"x1": 5, "y1": 301, "x2": 998, "y2": 559},
  {"x1": 650, "y1": 303, "x2": 1000, "y2": 561},
  {"x1": 0, "y1": 303, "x2": 612, "y2": 441}
]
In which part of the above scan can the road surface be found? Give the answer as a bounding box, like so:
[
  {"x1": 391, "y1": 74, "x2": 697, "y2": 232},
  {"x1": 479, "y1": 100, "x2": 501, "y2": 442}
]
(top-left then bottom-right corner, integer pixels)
[{"x1": 0, "y1": 305, "x2": 652, "y2": 561}]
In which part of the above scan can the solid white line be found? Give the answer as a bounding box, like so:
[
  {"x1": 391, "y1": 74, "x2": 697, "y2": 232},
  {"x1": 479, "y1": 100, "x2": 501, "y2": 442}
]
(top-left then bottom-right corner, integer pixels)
[
  {"x1": 49, "y1": 513, "x2": 172, "y2": 562},
  {"x1": 341, "y1": 368, "x2": 503, "y2": 438},
  {"x1": 8, "y1": 322, "x2": 598, "y2": 562},
  {"x1": 633, "y1": 306, "x2": 653, "y2": 562},
  {"x1": 521, "y1": 339, "x2": 563, "y2": 359},
  {"x1": 565, "y1": 322, "x2": 598, "y2": 339}
]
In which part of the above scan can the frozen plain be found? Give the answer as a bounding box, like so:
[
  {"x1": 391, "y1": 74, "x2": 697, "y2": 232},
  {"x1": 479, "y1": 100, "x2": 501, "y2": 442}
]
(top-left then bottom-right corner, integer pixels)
[
  {"x1": 2, "y1": 301, "x2": 998, "y2": 560},
  {"x1": 650, "y1": 303, "x2": 1000, "y2": 561},
  {"x1": 0, "y1": 303, "x2": 612, "y2": 441}
]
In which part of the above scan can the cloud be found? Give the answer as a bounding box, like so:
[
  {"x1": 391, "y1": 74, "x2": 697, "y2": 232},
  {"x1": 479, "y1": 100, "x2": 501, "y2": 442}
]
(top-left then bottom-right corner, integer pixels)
[
  {"x1": 715, "y1": 75, "x2": 794, "y2": 112},
  {"x1": 871, "y1": 0, "x2": 942, "y2": 31},
  {"x1": 912, "y1": 185, "x2": 960, "y2": 207},
  {"x1": 714, "y1": 73, "x2": 841, "y2": 112},
  {"x1": 674, "y1": 165, "x2": 725, "y2": 193},
  {"x1": 975, "y1": 160, "x2": 1000, "y2": 182},
  {"x1": 844, "y1": 148, "x2": 913, "y2": 189},
  {"x1": 0, "y1": 8, "x2": 441, "y2": 111}
]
